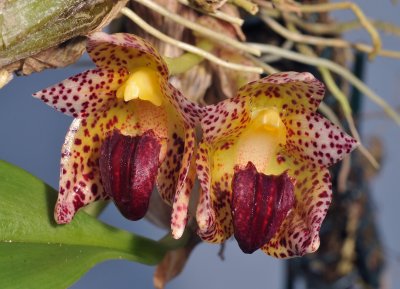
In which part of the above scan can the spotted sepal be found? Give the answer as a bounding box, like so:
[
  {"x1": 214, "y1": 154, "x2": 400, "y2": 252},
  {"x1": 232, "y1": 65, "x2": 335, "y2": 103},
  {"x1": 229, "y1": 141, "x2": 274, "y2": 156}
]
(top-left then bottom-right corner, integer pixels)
[
  {"x1": 195, "y1": 141, "x2": 234, "y2": 243},
  {"x1": 155, "y1": 83, "x2": 198, "y2": 239},
  {"x1": 284, "y1": 110, "x2": 358, "y2": 167},
  {"x1": 240, "y1": 72, "x2": 325, "y2": 113},
  {"x1": 33, "y1": 68, "x2": 127, "y2": 118},
  {"x1": 170, "y1": 126, "x2": 197, "y2": 239},
  {"x1": 87, "y1": 32, "x2": 169, "y2": 79}
]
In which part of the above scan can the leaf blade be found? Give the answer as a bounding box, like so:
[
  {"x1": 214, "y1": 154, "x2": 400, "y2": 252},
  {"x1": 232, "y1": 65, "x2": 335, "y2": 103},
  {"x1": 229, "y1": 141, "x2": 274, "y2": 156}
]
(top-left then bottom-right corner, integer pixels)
[
  {"x1": 0, "y1": 160, "x2": 167, "y2": 289},
  {"x1": 0, "y1": 242, "x2": 150, "y2": 289}
]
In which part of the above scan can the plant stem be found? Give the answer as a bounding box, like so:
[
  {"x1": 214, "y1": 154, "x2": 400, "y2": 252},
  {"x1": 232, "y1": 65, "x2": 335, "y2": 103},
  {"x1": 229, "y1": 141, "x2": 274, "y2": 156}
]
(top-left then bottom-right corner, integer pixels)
[{"x1": 232, "y1": 0, "x2": 259, "y2": 15}]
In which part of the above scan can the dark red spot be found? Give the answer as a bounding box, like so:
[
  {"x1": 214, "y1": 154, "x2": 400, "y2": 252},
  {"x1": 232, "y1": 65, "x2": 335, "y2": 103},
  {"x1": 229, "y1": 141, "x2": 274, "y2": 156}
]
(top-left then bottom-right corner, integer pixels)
[{"x1": 91, "y1": 184, "x2": 98, "y2": 195}]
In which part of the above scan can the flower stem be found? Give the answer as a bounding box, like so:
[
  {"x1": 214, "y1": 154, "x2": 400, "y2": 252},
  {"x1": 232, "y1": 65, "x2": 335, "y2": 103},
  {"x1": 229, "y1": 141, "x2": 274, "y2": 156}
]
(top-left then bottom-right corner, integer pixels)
[
  {"x1": 164, "y1": 41, "x2": 213, "y2": 75},
  {"x1": 164, "y1": 53, "x2": 204, "y2": 75}
]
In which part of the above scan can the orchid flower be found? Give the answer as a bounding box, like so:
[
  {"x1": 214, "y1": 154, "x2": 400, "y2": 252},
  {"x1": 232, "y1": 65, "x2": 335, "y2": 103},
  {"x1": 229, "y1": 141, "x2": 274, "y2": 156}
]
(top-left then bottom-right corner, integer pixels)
[
  {"x1": 34, "y1": 32, "x2": 198, "y2": 238},
  {"x1": 196, "y1": 72, "x2": 358, "y2": 256}
]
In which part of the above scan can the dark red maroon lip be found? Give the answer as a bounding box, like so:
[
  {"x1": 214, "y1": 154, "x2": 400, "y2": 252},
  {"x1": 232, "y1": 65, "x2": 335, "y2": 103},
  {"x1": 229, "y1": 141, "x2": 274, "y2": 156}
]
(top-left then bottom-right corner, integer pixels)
[
  {"x1": 231, "y1": 162, "x2": 295, "y2": 254},
  {"x1": 99, "y1": 129, "x2": 162, "y2": 221}
]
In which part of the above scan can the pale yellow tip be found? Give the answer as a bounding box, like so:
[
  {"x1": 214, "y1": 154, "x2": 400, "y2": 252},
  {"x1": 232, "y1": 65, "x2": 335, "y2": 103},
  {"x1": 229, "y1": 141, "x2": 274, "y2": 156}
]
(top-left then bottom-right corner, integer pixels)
[
  {"x1": 258, "y1": 107, "x2": 282, "y2": 129},
  {"x1": 123, "y1": 81, "x2": 139, "y2": 102},
  {"x1": 250, "y1": 107, "x2": 287, "y2": 145}
]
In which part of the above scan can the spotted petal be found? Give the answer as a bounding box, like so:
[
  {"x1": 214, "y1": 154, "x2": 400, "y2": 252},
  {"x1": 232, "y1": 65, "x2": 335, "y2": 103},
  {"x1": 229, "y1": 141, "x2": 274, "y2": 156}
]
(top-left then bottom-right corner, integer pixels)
[
  {"x1": 33, "y1": 68, "x2": 127, "y2": 118},
  {"x1": 195, "y1": 141, "x2": 234, "y2": 243},
  {"x1": 200, "y1": 93, "x2": 251, "y2": 143},
  {"x1": 241, "y1": 71, "x2": 325, "y2": 113},
  {"x1": 164, "y1": 82, "x2": 200, "y2": 127},
  {"x1": 169, "y1": 126, "x2": 196, "y2": 238},
  {"x1": 261, "y1": 154, "x2": 332, "y2": 258},
  {"x1": 87, "y1": 32, "x2": 169, "y2": 78},
  {"x1": 55, "y1": 100, "x2": 169, "y2": 224},
  {"x1": 284, "y1": 109, "x2": 358, "y2": 167},
  {"x1": 156, "y1": 82, "x2": 198, "y2": 239}
]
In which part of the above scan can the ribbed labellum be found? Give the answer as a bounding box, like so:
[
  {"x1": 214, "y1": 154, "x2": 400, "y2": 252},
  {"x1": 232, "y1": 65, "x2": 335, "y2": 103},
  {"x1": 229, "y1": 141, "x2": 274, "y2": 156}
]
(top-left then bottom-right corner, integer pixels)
[
  {"x1": 99, "y1": 129, "x2": 161, "y2": 221},
  {"x1": 231, "y1": 162, "x2": 295, "y2": 254}
]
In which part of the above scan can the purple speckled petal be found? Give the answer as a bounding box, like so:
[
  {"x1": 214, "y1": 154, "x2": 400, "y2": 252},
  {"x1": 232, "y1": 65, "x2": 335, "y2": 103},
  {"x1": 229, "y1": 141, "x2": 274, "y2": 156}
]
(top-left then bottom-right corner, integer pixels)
[
  {"x1": 241, "y1": 71, "x2": 326, "y2": 112},
  {"x1": 155, "y1": 82, "x2": 198, "y2": 239},
  {"x1": 33, "y1": 68, "x2": 127, "y2": 118},
  {"x1": 87, "y1": 32, "x2": 169, "y2": 78},
  {"x1": 284, "y1": 109, "x2": 358, "y2": 167},
  {"x1": 199, "y1": 94, "x2": 251, "y2": 144},
  {"x1": 195, "y1": 141, "x2": 234, "y2": 243}
]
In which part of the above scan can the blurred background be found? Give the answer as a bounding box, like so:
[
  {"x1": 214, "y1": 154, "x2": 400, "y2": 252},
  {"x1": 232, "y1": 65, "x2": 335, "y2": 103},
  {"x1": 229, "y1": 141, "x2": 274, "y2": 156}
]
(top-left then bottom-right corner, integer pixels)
[{"x1": 1, "y1": 0, "x2": 399, "y2": 288}]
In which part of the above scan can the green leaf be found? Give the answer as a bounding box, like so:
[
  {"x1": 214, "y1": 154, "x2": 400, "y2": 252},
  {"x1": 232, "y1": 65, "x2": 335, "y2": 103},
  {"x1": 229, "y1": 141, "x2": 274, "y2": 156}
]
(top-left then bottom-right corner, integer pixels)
[{"x1": 0, "y1": 160, "x2": 167, "y2": 289}]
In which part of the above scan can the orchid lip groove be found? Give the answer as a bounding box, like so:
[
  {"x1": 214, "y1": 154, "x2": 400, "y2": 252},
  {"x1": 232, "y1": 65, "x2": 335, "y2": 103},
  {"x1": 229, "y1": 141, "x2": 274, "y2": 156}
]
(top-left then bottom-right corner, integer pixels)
[
  {"x1": 232, "y1": 162, "x2": 295, "y2": 254},
  {"x1": 99, "y1": 129, "x2": 162, "y2": 221},
  {"x1": 33, "y1": 32, "x2": 198, "y2": 238}
]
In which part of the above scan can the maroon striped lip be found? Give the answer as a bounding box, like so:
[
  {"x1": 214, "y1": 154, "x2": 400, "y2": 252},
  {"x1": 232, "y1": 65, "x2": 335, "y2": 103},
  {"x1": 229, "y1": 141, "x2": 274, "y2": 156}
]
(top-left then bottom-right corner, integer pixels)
[
  {"x1": 99, "y1": 129, "x2": 162, "y2": 221},
  {"x1": 231, "y1": 162, "x2": 295, "y2": 254}
]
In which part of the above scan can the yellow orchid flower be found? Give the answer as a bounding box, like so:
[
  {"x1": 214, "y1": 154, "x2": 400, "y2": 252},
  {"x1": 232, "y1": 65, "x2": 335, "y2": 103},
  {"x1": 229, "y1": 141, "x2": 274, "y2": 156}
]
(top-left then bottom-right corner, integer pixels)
[
  {"x1": 34, "y1": 32, "x2": 198, "y2": 238},
  {"x1": 195, "y1": 72, "x2": 358, "y2": 256}
]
